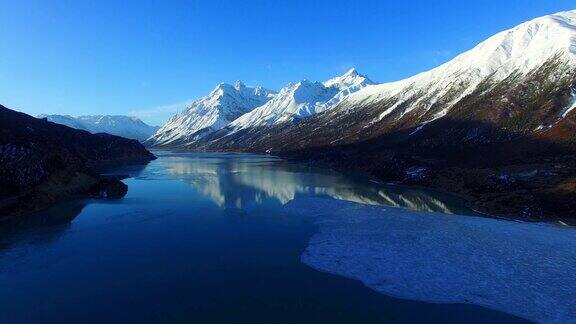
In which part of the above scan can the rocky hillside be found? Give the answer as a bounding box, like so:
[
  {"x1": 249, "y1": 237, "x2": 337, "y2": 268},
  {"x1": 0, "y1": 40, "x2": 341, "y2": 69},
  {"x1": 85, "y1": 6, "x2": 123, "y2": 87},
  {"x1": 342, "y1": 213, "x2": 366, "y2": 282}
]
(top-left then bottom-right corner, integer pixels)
[
  {"x1": 263, "y1": 59, "x2": 576, "y2": 221},
  {"x1": 0, "y1": 105, "x2": 156, "y2": 218}
]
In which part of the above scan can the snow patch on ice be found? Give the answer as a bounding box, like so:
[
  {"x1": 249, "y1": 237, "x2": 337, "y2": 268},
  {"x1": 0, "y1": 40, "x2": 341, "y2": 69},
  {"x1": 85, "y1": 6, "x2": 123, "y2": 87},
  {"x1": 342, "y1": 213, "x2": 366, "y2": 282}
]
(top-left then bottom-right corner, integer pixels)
[{"x1": 285, "y1": 198, "x2": 576, "y2": 323}]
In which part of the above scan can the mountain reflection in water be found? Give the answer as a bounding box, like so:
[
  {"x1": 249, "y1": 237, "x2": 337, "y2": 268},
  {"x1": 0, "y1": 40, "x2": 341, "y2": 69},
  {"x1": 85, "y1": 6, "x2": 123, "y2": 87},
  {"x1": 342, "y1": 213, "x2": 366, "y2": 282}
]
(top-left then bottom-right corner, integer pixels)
[
  {"x1": 1, "y1": 151, "x2": 522, "y2": 324},
  {"x1": 159, "y1": 152, "x2": 472, "y2": 215}
]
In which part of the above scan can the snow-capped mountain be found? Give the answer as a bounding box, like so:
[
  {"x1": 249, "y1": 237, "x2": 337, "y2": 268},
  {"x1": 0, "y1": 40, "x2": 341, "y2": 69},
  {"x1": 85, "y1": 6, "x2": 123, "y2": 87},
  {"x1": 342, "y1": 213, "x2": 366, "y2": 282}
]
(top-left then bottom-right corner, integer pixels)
[
  {"x1": 197, "y1": 9, "x2": 576, "y2": 220},
  {"x1": 321, "y1": 68, "x2": 375, "y2": 108},
  {"x1": 225, "y1": 80, "x2": 338, "y2": 131},
  {"x1": 38, "y1": 114, "x2": 159, "y2": 142},
  {"x1": 146, "y1": 81, "x2": 275, "y2": 147},
  {"x1": 331, "y1": 10, "x2": 576, "y2": 124},
  {"x1": 197, "y1": 10, "x2": 576, "y2": 153},
  {"x1": 228, "y1": 68, "x2": 373, "y2": 131},
  {"x1": 199, "y1": 69, "x2": 374, "y2": 145},
  {"x1": 38, "y1": 115, "x2": 90, "y2": 131}
]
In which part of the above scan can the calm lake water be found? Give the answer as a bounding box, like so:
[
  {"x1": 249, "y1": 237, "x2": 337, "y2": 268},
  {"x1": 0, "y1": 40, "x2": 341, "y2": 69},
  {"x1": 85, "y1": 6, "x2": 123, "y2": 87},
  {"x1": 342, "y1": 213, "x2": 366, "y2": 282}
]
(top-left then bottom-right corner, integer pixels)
[{"x1": 0, "y1": 152, "x2": 530, "y2": 323}]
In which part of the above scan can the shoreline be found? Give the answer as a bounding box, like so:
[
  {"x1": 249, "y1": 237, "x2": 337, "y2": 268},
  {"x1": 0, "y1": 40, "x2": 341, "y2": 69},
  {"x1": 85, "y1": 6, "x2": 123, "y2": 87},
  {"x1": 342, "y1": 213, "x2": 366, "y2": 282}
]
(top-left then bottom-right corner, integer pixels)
[
  {"x1": 148, "y1": 147, "x2": 575, "y2": 225},
  {"x1": 277, "y1": 154, "x2": 576, "y2": 226},
  {"x1": 0, "y1": 172, "x2": 126, "y2": 221},
  {"x1": 0, "y1": 158, "x2": 155, "y2": 222}
]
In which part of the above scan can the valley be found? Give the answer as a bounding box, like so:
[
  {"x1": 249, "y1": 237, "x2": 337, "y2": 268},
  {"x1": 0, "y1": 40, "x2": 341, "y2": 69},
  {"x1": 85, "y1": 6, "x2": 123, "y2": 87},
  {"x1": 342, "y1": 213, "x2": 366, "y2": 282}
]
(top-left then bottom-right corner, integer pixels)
[{"x1": 146, "y1": 10, "x2": 576, "y2": 222}]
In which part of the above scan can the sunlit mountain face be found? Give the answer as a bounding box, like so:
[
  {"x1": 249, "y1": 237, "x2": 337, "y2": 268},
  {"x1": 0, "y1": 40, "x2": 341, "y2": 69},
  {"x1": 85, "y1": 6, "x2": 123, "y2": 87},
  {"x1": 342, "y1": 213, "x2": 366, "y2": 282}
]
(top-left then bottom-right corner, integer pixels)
[{"x1": 160, "y1": 152, "x2": 472, "y2": 215}]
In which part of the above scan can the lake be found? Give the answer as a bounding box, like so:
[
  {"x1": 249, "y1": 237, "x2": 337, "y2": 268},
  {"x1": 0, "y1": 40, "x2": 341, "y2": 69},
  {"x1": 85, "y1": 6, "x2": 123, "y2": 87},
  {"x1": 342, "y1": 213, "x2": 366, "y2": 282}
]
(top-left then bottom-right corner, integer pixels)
[{"x1": 1, "y1": 152, "x2": 573, "y2": 323}]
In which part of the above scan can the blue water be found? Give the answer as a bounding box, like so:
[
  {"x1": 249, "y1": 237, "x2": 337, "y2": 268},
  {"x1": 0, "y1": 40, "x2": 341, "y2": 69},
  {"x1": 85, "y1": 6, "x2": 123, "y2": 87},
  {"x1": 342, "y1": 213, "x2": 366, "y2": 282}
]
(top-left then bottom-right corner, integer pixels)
[{"x1": 0, "y1": 152, "x2": 526, "y2": 323}]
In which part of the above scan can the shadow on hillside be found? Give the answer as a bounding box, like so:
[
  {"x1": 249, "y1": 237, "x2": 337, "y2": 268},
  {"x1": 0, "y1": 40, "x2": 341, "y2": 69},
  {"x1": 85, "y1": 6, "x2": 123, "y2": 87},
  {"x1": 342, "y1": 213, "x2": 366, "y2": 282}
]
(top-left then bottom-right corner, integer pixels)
[
  {"x1": 278, "y1": 117, "x2": 576, "y2": 221},
  {"x1": 282, "y1": 118, "x2": 574, "y2": 166}
]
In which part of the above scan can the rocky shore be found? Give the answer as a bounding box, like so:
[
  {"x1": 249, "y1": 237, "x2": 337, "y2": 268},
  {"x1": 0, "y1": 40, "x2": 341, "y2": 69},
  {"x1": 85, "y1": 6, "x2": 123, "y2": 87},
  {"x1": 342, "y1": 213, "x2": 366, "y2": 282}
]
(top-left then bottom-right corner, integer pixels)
[
  {"x1": 0, "y1": 105, "x2": 156, "y2": 220},
  {"x1": 277, "y1": 150, "x2": 576, "y2": 225}
]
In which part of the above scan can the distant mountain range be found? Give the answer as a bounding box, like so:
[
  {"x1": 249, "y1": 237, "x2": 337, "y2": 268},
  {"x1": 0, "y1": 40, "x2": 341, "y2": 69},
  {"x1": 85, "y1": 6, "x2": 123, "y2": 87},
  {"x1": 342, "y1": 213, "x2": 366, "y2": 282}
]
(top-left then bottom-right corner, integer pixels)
[
  {"x1": 146, "y1": 10, "x2": 576, "y2": 221},
  {"x1": 38, "y1": 114, "x2": 159, "y2": 142},
  {"x1": 146, "y1": 68, "x2": 373, "y2": 148}
]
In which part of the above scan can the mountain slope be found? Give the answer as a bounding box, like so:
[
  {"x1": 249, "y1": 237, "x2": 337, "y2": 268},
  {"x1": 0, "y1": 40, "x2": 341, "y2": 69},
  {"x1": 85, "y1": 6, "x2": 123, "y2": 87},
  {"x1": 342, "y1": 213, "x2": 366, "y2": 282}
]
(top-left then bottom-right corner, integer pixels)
[
  {"x1": 331, "y1": 10, "x2": 576, "y2": 127},
  {"x1": 226, "y1": 80, "x2": 338, "y2": 131},
  {"x1": 38, "y1": 114, "x2": 159, "y2": 142},
  {"x1": 229, "y1": 68, "x2": 373, "y2": 131},
  {"x1": 195, "y1": 10, "x2": 576, "y2": 221},
  {"x1": 146, "y1": 81, "x2": 275, "y2": 147},
  {"x1": 200, "y1": 10, "x2": 576, "y2": 152},
  {"x1": 196, "y1": 69, "x2": 374, "y2": 147},
  {"x1": 1, "y1": 105, "x2": 156, "y2": 218}
]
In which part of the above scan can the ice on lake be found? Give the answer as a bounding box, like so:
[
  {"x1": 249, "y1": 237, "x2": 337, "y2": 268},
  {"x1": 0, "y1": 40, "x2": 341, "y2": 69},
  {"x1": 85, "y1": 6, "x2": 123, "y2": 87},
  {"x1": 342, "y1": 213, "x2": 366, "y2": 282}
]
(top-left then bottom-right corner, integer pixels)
[{"x1": 285, "y1": 198, "x2": 576, "y2": 323}]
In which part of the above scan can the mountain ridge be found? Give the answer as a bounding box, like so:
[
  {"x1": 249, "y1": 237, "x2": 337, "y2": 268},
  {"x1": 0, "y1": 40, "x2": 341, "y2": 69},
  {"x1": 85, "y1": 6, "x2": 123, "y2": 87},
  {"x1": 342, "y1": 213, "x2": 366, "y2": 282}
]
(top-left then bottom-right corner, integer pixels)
[
  {"x1": 145, "y1": 82, "x2": 276, "y2": 147},
  {"x1": 148, "y1": 68, "x2": 375, "y2": 148},
  {"x1": 39, "y1": 114, "x2": 159, "y2": 142},
  {"x1": 192, "y1": 9, "x2": 576, "y2": 151}
]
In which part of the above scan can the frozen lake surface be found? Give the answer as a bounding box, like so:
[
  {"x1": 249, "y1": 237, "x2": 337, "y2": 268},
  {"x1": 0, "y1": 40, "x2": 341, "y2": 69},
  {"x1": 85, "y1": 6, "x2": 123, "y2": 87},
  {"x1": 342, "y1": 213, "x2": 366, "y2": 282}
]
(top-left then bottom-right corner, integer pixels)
[
  {"x1": 0, "y1": 152, "x2": 563, "y2": 322},
  {"x1": 287, "y1": 198, "x2": 576, "y2": 323}
]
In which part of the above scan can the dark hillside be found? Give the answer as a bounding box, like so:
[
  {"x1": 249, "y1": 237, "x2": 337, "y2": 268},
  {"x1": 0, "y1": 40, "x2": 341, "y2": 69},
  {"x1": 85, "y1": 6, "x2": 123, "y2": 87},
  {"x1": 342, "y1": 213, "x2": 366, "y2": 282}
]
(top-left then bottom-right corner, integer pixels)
[{"x1": 0, "y1": 105, "x2": 155, "y2": 218}]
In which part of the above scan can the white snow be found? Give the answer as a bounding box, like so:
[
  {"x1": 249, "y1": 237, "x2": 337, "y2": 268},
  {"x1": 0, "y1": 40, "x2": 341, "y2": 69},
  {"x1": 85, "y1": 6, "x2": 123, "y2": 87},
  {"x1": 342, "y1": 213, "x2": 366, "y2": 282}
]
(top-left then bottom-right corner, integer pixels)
[
  {"x1": 147, "y1": 81, "x2": 275, "y2": 146},
  {"x1": 337, "y1": 10, "x2": 576, "y2": 123},
  {"x1": 408, "y1": 124, "x2": 425, "y2": 136},
  {"x1": 153, "y1": 10, "x2": 576, "y2": 146},
  {"x1": 38, "y1": 114, "x2": 159, "y2": 142},
  {"x1": 225, "y1": 69, "x2": 374, "y2": 134},
  {"x1": 322, "y1": 68, "x2": 374, "y2": 90},
  {"x1": 225, "y1": 80, "x2": 337, "y2": 131},
  {"x1": 286, "y1": 198, "x2": 576, "y2": 323}
]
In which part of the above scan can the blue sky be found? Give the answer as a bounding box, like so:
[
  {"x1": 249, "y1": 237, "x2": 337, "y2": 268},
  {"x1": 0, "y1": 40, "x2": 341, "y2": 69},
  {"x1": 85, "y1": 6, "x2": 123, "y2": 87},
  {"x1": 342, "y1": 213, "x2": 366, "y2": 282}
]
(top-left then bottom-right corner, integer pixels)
[{"x1": 0, "y1": 0, "x2": 574, "y2": 125}]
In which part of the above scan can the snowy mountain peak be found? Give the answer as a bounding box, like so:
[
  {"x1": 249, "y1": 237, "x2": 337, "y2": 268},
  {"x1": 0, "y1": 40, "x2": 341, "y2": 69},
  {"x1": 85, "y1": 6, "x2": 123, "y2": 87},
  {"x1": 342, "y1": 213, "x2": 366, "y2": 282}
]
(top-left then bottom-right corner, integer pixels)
[
  {"x1": 338, "y1": 9, "x2": 576, "y2": 123},
  {"x1": 234, "y1": 80, "x2": 245, "y2": 90},
  {"x1": 225, "y1": 79, "x2": 338, "y2": 132},
  {"x1": 345, "y1": 67, "x2": 358, "y2": 75},
  {"x1": 291, "y1": 80, "x2": 330, "y2": 103},
  {"x1": 222, "y1": 72, "x2": 379, "y2": 135},
  {"x1": 323, "y1": 68, "x2": 375, "y2": 90},
  {"x1": 212, "y1": 82, "x2": 233, "y2": 94},
  {"x1": 147, "y1": 82, "x2": 276, "y2": 146},
  {"x1": 154, "y1": 70, "x2": 378, "y2": 143},
  {"x1": 253, "y1": 86, "x2": 276, "y2": 98}
]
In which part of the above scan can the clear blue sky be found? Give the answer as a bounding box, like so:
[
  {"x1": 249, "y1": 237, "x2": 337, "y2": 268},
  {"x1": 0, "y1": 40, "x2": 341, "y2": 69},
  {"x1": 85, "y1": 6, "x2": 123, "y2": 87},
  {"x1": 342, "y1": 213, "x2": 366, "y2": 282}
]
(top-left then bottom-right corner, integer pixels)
[{"x1": 0, "y1": 0, "x2": 574, "y2": 125}]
